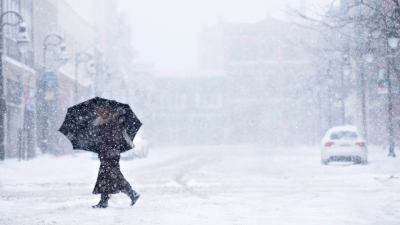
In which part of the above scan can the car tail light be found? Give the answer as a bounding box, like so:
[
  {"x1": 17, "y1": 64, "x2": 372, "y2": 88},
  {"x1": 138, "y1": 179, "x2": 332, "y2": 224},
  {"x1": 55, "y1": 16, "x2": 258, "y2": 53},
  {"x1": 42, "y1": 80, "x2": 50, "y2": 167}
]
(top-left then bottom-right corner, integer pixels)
[
  {"x1": 356, "y1": 142, "x2": 365, "y2": 147},
  {"x1": 325, "y1": 142, "x2": 334, "y2": 147}
]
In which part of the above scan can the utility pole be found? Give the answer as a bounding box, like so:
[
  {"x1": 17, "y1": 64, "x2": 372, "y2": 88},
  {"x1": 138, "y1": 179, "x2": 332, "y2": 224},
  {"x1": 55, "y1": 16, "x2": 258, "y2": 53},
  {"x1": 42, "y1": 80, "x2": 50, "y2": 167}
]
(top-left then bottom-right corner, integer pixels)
[
  {"x1": 327, "y1": 61, "x2": 332, "y2": 128},
  {"x1": 40, "y1": 33, "x2": 68, "y2": 154},
  {"x1": 386, "y1": 4, "x2": 400, "y2": 157},
  {"x1": 360, "y1": 65, "x2": 367, "y2": 140},
  {"x1": 0, "y1": 1, "x2": 4, "y2": 161},
  {"x1": 387, "y1": 58, "x2": 395, "y2": 157},
  {"x1": 342, "y1": 54, "x2": 351, "y2": 125},
  {"x1": 341, "y1": 70, "x2": 345, "y2": 125}
]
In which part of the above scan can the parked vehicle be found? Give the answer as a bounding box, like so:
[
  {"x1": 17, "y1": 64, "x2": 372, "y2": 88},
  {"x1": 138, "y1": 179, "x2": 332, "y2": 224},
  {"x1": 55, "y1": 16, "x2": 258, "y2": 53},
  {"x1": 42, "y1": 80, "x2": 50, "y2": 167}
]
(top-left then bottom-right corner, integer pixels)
[
  {"x1": 121, "y1": 130, "x2": 149, "y2": 160},
  {"x1": 321, "y1": 126, "x2": 367, "y2": 165}
]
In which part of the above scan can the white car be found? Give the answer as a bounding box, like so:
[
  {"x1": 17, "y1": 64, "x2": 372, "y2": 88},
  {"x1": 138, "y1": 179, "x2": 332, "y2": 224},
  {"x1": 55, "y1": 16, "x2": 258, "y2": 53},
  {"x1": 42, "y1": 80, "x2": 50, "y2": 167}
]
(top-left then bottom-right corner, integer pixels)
[
  {"x1": 121, "y1": 130, "x2": 149, "y2": 160},
  {"x1": 321, "y1": 126, "x2": 367, "y2": 165}
]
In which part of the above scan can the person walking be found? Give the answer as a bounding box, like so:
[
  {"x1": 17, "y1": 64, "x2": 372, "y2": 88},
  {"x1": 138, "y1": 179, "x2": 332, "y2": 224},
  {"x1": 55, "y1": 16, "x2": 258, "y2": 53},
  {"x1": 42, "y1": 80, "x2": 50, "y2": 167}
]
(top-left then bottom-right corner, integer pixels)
[{"x1": 92, "y1": 106, "x2": 140, "y2": 208}]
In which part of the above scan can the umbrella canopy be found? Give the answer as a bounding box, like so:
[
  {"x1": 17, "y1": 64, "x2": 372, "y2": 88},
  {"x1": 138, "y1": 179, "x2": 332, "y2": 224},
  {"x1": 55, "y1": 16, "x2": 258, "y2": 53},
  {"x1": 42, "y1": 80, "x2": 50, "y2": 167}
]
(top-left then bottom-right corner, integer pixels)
[{"x1": 58, "y1": 97, "x2": 142, "y2": 153}]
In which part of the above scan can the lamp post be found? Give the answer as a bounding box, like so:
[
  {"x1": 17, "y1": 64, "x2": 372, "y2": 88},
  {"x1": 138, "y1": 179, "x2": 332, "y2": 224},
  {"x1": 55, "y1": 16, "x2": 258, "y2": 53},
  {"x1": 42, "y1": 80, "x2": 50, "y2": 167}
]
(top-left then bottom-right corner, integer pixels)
[
  {"x1": 342, "y1": 55, "x2": 351, "y2": 125},
  {"x1": 0, "y1": 11, "x2": 29, "y2": 161},
  {"x1": 39, "y1": 33, "x2": 68, "y2": 154},
  {"x1": 74, "y1": 52, "x2": 95, "y2": 104},
  {"x1": 315, "y1": 75, "x2": 322, "y2": 140},
  {"x1": 360, "y1": 46, "x2": 374, "y2": 141},
  {"x1": 384, "y1": 2, "x2": 400, "y2": 157},
  {"x1": 43, "y1": 33, "x2": 69, "y2": 69},
  {"x1": 386, "y1": 28, "x2": 399, "y2": 157},
  {"x1": 327, "y1": 62, "x2": 333, "y2": 128}
]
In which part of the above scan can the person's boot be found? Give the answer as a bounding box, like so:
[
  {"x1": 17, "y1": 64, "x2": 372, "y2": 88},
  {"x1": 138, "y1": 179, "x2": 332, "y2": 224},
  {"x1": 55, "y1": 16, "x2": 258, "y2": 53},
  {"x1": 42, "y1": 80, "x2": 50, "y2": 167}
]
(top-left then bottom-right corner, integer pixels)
[
  {"x1": 123, "y1": 187, "x2": 140, "y2": 206},
  {"x1": 92, "y1": 194, "x2": 110, "y2": 208}
]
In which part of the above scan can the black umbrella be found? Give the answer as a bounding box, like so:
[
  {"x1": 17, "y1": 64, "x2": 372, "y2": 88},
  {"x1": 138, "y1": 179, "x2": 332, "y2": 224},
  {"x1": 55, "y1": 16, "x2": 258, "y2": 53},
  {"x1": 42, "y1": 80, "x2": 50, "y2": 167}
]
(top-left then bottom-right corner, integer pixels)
[{"x1": 58, "y1": 97, "x2": 142, "y2": 153}]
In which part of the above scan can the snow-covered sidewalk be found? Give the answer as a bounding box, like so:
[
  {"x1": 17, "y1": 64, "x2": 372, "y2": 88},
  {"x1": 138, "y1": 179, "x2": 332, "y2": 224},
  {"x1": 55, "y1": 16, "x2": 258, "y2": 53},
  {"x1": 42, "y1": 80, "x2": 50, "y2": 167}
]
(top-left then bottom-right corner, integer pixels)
[{"x1": 1, "y1": 146, "x2": 400, "y2": 224}]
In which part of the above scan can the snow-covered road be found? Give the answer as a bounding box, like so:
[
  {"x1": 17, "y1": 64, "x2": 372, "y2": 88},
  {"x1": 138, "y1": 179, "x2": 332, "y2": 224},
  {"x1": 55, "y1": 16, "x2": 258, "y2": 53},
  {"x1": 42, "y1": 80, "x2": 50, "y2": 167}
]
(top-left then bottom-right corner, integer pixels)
[{"x1": 1, "y1": 146, "x2": 400, "y2": 224}]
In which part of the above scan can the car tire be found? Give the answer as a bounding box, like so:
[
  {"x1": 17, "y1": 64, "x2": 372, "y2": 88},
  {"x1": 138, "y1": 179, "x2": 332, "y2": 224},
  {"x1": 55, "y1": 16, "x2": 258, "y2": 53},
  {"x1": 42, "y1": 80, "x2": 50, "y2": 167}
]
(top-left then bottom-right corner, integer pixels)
[
  {"x1": 353, "y1": 157, "x2": 367, "y2": 165},
  {"x1": 361, "y1": 158, "x2": 368, "y2": 165}
]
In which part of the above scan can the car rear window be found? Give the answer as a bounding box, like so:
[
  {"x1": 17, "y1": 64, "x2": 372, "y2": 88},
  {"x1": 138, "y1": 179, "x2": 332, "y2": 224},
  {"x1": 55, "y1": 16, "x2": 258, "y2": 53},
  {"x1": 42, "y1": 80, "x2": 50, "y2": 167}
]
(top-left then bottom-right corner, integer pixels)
[{"x1": 330, "y1": 131, "x2": 358, "y2": 140}]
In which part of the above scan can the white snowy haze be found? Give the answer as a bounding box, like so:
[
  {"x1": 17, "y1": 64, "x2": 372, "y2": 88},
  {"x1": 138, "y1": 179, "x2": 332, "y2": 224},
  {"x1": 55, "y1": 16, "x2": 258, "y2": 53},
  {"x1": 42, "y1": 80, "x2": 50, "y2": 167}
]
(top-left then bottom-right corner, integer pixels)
[
  {"x1": 65, "y1": 0, "x2": 332, "y2": 70},
  {"x1": 2, "y1": 0, "x2": 400, "y2": 224},
  {"x1": 63, "y1": 0, "x2": 335, "y2": 147},
  {"x1": 114, "y1": 0, "x2": 333, "y2": 147}
]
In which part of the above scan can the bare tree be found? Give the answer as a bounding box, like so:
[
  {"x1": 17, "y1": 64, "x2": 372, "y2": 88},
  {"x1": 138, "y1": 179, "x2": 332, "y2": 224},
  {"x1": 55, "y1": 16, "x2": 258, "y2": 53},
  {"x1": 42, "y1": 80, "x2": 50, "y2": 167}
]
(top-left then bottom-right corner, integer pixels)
[{"x1": 292, "y1": 0, "x2": 400, "y2": 157}]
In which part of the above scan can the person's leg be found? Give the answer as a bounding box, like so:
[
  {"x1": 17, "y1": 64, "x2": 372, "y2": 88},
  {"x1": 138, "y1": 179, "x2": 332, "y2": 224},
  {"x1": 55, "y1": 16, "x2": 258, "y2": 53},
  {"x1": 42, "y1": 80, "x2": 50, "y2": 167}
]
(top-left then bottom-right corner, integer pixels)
[
  {"x1": 122, "y1": 186, "x2": 140, "y2": 206},
  {"x1": 116, "y1": 155, "x2": 140, "y2": 206},
  {"x1": 92, "y1": 193, "x2": 110, "y2": 208}
]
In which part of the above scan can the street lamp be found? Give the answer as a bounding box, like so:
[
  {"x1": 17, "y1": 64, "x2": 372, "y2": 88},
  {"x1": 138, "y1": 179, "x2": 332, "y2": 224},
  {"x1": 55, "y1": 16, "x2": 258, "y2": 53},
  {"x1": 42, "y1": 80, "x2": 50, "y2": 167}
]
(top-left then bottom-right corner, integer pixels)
[
  {"x1": 362, "y1": 48, "x2": 374, "y2": 64},
  {"x1": 16, "y1": 22, "x2": 30, "y2": 53},
  {"x1": 43, "y1": 32, "x2": 69, "y2": 70},
  {"x1": 388, "y1": 29, "x2": 399, "y2": 49},
  {"x1": 315, "y1": 77, "x2": 323, "y2": 141},
  {"x1": 386, "y1": 28, "x2": 398, "y2": 157},
  {"x1": 327, "y1": 62, "x2": 333, "y2": 128},
  {"x1": 75, "y1": 52, "x2": 95, "y2": 104},
  {"x1": 360, "y1": 45, "x2": 374, "y2": 141},
  {"x1": 341, "y1": 54, "x2": 350, "y2": 125},
  {"x1": 0, "y1": 10, "x2": 29, "y2": 161},
  {"x1": 40, "y1": 32, "x2": 68, "y2": 154},
  {"x1": 382, "y1": 1, "x2": 400, "y2": 157}
]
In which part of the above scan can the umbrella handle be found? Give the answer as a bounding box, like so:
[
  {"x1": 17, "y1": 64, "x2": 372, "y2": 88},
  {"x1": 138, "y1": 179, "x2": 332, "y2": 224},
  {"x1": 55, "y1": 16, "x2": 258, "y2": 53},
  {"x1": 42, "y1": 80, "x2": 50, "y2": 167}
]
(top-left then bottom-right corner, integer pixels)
[
  {"x1": 93, "y1": 116, "x2": 103, "y2": 126},
  {"x1": 122, "y1": 129, "x2": 135, "y2": 149}
]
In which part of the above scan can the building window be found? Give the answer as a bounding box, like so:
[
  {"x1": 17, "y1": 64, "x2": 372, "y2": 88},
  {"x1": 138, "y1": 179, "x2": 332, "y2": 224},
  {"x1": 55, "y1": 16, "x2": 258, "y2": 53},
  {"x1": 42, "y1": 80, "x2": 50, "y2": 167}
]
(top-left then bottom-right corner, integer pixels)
[
  {"x1": 282, "y1": 42, "x2": 303, "y2": 60},
  {"x1": 261, "y1": 41, "x2": 278, "y2": 61},
  {"x1": 24, "y1": 50, "x2": 34, "y2": 68},
  {"x1": 24, "y1": 85, "x2": 35, "y2": 111},
  {"x1": 229, "y1": 39, "x2": 258, "y2": 62},
  {"x1": 195, "y1": 94, "x2": 222, "y2": 109},
  {"x1": 4, "y1": 0, "x2": 33, "y2": 66},
  {"x1": 5, "y1": 37, "x2": 22, "y2": 61}
]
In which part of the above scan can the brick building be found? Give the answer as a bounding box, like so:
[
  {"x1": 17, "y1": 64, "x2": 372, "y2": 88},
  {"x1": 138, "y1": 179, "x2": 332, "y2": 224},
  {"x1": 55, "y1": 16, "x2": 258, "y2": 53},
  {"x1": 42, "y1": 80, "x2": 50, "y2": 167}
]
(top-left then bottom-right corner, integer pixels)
[
  {"x1": 1, "y1": 0, "x2": 137, "y2": 159},
  {"x1": 152, "y1": 71, "x2": 226, "y2": 147},
  {"x1": 3, "y1": 0, "x2": 35, "y2": 159}
]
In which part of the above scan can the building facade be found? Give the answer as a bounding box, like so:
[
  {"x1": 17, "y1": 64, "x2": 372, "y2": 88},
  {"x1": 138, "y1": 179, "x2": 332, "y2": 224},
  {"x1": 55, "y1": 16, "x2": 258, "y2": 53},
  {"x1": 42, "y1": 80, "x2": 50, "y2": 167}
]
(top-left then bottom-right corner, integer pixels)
[
  {"x1": 199, "y1": 18, "x2": 316, "y2": 146},
  {"x1": 3, "y1": 0, "x2": 35, "y2": 159},
  {"x1": 152, "y1": 71, "x2": 226, "y2": 147},
  {"x1": 1, "y1": 0, "x2": 137, "y2": 159}
]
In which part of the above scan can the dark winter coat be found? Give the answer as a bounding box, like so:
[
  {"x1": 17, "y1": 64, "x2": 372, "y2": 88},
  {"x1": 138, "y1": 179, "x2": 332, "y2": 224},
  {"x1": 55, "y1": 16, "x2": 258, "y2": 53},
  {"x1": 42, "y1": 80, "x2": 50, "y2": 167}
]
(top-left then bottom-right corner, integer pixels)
[{"x1": 93, "y1": 116, "x2": 131, "y2": 195}]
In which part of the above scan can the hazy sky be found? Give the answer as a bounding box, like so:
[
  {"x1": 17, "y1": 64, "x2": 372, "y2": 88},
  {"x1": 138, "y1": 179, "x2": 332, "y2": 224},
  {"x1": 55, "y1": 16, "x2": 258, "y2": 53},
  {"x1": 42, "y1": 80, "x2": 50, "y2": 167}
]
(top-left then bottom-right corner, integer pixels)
[{"x1": 67, "y1": 0, "x2": 333, "y2": 72}]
